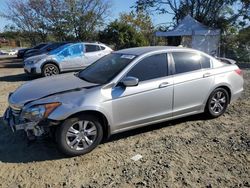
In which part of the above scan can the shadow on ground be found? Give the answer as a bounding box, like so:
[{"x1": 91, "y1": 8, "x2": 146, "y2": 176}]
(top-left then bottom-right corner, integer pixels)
[
  {"x1": 108, "y1": 113, "x2": 208, "y2": 142},
  {"x1": 0, "y1": 73, "x2": 37, "y2": 82},
  {"x1": 0, "y1": 118, "x2": 64, "y2": 163},
  {"x1": 0, "y1": 114, "x2": 208, "y2": 163}
]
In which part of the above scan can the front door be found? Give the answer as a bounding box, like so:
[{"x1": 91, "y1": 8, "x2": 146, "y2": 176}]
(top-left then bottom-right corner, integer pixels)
[
  {"x1": 111, "y1": 53, "x2": 173, "y2": 131},
  {"x1": 60, "y1": 44, "x2": 84, "y2": 70}
]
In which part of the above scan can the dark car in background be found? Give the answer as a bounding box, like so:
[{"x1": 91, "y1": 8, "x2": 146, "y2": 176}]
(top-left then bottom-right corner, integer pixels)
[
  {"x1": 23, "y1": 42, "x2": 70, "y2": 59},
  {"x1": 17, "y1": 43, "x2": 48, "y2": 58}
]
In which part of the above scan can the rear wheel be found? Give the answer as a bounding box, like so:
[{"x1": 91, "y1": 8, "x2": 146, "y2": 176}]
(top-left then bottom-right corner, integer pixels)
[
  {"x1": 205, "y1": 88, "x2": 229, "y2": 118},
  {"x1": 56, "y1": 115, "x2": 103, "y2": 156},
  {"x1": 42, "y1": 63, "x2": 59, "y2": 77}
]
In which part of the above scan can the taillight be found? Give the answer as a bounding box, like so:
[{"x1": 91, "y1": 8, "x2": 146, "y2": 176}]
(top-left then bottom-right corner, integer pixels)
[{"x1": 235, "y1": 69, "x2": 243, "y2": 76}]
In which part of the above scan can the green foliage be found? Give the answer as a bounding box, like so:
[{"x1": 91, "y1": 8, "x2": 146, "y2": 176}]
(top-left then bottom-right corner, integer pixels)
[
  {"x1": 238, "y1": 26, "x2": 250, "y2": 46},
  {"x1": 220, "y1": 25, "x2": 250, "y2": 62},
  {"x1": 99, "y1": 10, "x2": 154, "y2": 49},
  {"x1": 135, "y1": 0, "x2": 249, "y2": 30},
  {"x1": 99, "y1": 20, "x2": 148, "y2": 50},
  {"x1": 120, "y1": 10, "x2": 153, "y2": 32},
  {"x1": 119, "y1": 10, "x2": 154, "y2": 45},
  {"x1": 237, "y1": 26, "x2": 250, "y2": 61}
]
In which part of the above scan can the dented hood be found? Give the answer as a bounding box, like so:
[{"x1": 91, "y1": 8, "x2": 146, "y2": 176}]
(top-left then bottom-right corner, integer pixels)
[{"x1": 9, "y1": 73, "x2": 98, "y2": 108}]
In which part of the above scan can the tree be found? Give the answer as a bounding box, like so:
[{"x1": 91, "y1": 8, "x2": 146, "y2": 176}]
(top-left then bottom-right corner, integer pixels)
[
  {"x1": 119, "y1": 10, "x2": 154, "y2": 44},
  {"x1": 237, "y1": 26, "x2": 250, "y2": 61},
  {"x1": 99, "y1": 20, "x2": 148, "y2": 49},
  {"x1": 134, "y1": 0, "x2": 250, "y2": 61},
  {"x1": 0, "y1": 0, "x2": 49, "y2": 44},
  {"x1": 0, "y1": 0, "x2": 111, "y2": 44},
  {"x1": 63, "y1": 0, "x2": 111, "y2": 40},
  {"x1": 134, "y1": 0, "x2": 250, "y2": 30}
]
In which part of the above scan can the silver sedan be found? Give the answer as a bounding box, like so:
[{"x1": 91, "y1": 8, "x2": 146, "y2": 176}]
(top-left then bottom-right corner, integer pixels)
[{"x1": 4, "y1": 46, "x2": 244, "y2": 156}]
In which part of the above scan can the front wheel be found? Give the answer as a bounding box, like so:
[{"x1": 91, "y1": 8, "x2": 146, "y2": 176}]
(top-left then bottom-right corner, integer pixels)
[
  {"x1": 42, "y1": 63, "x2": 59, "y2": 77},
  {"x1": 56, "y1": 115, "x2": 103, "y2": 156},
  {"x1": 205, "y1": 88, "x2": 229, "y2": 118}
]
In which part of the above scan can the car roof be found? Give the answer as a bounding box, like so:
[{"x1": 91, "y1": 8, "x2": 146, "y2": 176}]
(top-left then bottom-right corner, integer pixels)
[
  {"x1": 114, "y1": 46, "x2": 197, "y2": 56},
  {"x1": 82, "y1": 42, "x2": 106, "y2": 46}
]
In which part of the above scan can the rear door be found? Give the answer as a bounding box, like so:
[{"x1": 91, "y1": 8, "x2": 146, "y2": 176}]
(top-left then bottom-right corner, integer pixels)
[
  {"x1": 83, "y1": 44, "x2": 103, "y2": 66},
  {"x1": 171, "y1": 51, "x2": 214, "y2": 116}
]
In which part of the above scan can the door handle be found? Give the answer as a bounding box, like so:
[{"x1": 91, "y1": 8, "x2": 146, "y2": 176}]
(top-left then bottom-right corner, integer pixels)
[
  {"x1": 203, "y1": 73, "x2": 211, "y2": 78},
  {"x1": 159, "y1": 82, "x2": 170, "y2": 88}
]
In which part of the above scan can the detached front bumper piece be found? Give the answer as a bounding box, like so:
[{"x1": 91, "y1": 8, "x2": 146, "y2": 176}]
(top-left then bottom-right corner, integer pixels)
[{"x1": 3, "y1": 107, "x2": 42, "y2": 137}]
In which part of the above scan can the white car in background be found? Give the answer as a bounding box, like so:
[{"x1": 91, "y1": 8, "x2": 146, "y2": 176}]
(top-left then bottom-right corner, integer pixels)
[
  {"x1": 8, "y1": 48, "x2": 19, "y2": 55},
  {"x1": 24, "y1": 42, "x2": 113, "y2": 77},
  {"x1": 0, "y1": 48, "x2": 25, "y2": 55},
  {"x1": 0, "y1": 50, "x2": 8, "y2": 55}
]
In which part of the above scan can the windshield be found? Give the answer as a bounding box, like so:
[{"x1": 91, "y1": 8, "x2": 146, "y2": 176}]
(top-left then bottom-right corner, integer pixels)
[
  {"x1": 78, "y1": 53, "x2": 136, "y2": 84},
  {"x1": 39, "y1": 43, "x2": 52, "y2": 51},
  {"x1": 40, "y1": 43, "x2": 67, "y2": 53},
  {"x1": 33, "y1": 43, "x2": 47, "y2": 49}
]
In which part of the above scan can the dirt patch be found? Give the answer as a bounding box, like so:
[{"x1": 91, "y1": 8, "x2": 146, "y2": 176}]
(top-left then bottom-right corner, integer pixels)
[{"x1": 0, "y1": 57, "x2": 249, "y2": 187}]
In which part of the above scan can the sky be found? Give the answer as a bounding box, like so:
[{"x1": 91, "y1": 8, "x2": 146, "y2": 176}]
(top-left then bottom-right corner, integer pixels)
[{"x1": 0, "y1": 0, "x2": 174, "y2": 32}]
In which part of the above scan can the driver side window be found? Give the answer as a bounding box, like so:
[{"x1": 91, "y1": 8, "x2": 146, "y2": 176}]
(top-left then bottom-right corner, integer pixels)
[
  {"x1": 60, "y1": 48, "x2": 70, "y2": 57},
  {"x1": 70, "y1": 44, "x2": 83, "y2": 55},
  {"x1": 59, "y1": 44, "x2": 83, "y2": 57},
  {"x1": 127, "y1": 53, "x2": 168, "y2": 82}
]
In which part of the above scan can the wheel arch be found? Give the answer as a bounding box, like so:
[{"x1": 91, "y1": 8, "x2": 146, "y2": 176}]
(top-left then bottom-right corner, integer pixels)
[
  {"x1": 215, "y1": 85, "x2": 231, "y2": 103},
  {"x1": 41, "y1": 61, "x2": 60, "y2": 72},
  {"x1": 66, "y1": 110, "x2": 110, "y2": 141},
  {"x1": 203, "y1": 84, "x2": 232, "y2": 111}
]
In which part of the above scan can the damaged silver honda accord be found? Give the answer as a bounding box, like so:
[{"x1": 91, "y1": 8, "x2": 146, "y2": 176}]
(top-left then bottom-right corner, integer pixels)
[{"x1": 3, "y1": 46, "x2": 244, "y2": 156}]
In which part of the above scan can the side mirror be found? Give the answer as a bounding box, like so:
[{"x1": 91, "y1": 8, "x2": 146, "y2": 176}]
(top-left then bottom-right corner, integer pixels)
[{"x1": 121, "y1": 76, "x2": 139, "y2": 87}]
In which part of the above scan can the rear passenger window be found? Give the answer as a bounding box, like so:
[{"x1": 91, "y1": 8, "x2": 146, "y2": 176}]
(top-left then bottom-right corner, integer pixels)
[
  {"x1": 172, "y1": 52, "x2": 201, "y2": 74},
  {"x1": 127, "y1": 53, "x2": 168, "y2": 81},
  {"x1": 85, "y1": 45, "x2": 100, "y2": 52},
  {"x1": 200, "y1": 55, "x2": 211, "y2": 68}
]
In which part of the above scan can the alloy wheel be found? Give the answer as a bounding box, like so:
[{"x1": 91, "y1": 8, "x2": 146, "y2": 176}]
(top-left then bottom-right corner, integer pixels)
[
  {"x1": 44, "y1": 65, "x2": 59, "y2": 76},
  {"x1": 66, "y1": 120, "x2": 97, "y2": 151},
  {"x1": 209, "y1": 91, "x2": 227, "y2": 114}
]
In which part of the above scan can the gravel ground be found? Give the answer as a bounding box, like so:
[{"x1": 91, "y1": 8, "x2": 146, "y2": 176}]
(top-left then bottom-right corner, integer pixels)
[{"x1": 0, "y1": 57, "x2": 249, "y2": 188}]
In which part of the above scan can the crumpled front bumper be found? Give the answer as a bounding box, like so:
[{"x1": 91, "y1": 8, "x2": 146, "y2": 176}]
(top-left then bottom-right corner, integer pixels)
[{"x1": 3, "y1": 107, "x2": 38, "y2": 132}]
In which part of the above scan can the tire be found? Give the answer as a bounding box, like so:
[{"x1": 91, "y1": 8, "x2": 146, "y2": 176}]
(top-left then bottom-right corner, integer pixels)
[
  {"x1": 42, "y1": 63, "x2": 59, "y2": 77},
  {"x1": 56, "y1": 115, "x2": 103, "y2": 156},
  {"x1": 205, "y1": 88, "x2": 229, "y2": 118}
]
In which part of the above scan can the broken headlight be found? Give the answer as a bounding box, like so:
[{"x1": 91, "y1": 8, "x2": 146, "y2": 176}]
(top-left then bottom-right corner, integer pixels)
[{"x1": 21, "y1": 102, "x2": 61, "y2": 122}]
